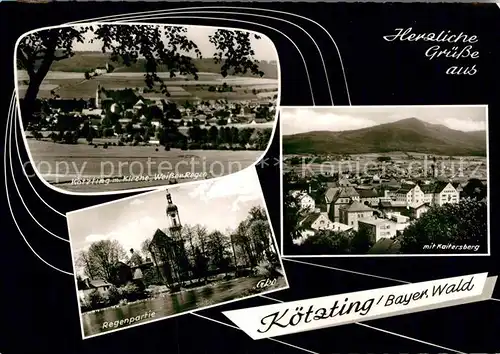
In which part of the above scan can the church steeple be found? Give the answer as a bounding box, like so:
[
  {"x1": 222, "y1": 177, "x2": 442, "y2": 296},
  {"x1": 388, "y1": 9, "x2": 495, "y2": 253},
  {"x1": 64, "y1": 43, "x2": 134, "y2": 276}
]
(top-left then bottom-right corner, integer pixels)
[
  {"x1": 166, "y1": 190, "x2": 182, "y2": 234},
  {"x1": 95, "y1": 81, "x2": 101, "y2": 109}
]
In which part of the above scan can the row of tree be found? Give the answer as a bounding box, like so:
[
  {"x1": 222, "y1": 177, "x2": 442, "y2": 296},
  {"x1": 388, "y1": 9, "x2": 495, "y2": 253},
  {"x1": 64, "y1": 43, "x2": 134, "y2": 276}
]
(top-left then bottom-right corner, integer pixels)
[{"x1": 76, "y1": 206, "x2": 279, "y2": 287}]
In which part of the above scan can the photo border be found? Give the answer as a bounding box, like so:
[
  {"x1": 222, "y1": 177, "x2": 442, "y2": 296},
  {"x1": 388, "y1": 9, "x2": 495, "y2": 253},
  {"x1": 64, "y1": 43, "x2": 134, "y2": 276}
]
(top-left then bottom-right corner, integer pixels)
[
  {"x1": 279, "y1": 104, "x2": 490, "y2": 258},
  {"x1": 66, "y1": 166, "x2": 290, "y2": 340},
  {"x1": 14, "y1": 21, "x2": 281, "y2": 196}
]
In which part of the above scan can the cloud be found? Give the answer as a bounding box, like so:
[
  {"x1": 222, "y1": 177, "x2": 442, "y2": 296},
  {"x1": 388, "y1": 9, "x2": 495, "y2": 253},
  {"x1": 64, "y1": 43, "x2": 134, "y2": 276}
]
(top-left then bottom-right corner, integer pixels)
[
  {"x1": 281, "y1": 108, "x2": 377, "y2": 135},
  {"x1": 442, "y1": 118, "x2": 486, "y2": 132},
  {"x1": 83, "y1": 216, "x2": 158, "y2": 253},
  {"x1": 188, "y1": 169, "x2": 261, "y2": 203},
  {"x1": 231, "y1": 194, "x2": 262, "y2": 212},
  {"x1": 85, "y1": 234, "x2": 110, "y2": 243}
]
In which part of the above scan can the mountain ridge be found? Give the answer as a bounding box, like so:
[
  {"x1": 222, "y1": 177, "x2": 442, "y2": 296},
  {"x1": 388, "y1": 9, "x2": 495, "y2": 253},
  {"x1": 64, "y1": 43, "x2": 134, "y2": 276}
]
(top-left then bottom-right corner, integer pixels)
[{"x1": 283, "y1": 118, "x2": 487, "y2": 156}]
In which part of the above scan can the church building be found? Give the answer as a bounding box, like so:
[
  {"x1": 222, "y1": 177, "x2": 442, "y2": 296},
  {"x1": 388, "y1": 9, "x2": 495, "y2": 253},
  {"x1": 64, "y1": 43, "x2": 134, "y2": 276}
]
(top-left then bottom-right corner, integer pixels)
[{"x1": 148, "y1": 190, "x2": 189, "y2": 290}]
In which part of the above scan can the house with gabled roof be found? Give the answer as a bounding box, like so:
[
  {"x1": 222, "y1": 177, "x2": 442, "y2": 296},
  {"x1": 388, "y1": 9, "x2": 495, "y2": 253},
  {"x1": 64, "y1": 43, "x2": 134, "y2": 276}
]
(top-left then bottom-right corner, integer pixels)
[
  {"x1": 291, "y1": 191, "x2": 316, "y2": 212},
  {"x1": 409, "y1": 202, "x2": 430, "y2": 219},
  {"x1": 299, "y1": 212, "x2": 332, "y2": 232},
  {"x1": 356, "y1": 188, "x2": 380, "y2": 206},
  {"x1": 325, "y1": 186, "x2": 360, "y2": 222},
  {"x1": 77, "y1": 278, "x2": 112, "y2": 304},
  {"x1": 394, "y1": 183, "x2": 425, "y2": 206},
  {"x1": 293, "y1": 212, "x2": 352, "y2": 245},
  {"x1": 432, "y1": 181, "x2": 459, "y2": 206},
  {"x1": 338, "y1": 201, "x2": 375, "y2": 230}
]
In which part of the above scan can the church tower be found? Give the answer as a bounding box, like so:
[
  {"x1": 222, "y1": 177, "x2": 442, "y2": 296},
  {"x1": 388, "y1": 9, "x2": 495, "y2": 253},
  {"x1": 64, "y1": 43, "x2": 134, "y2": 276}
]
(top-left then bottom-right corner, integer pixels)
[
  {"x1": 166, "y1": 190, "x2": 182, "y2": 239},
  {"x1": 95, "y1": 82, "x2": 101, "y2": 109}
]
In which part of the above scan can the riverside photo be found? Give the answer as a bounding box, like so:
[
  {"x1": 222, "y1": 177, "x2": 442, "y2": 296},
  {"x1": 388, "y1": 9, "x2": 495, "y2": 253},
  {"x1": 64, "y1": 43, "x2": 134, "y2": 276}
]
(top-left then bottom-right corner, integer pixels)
[{"x1": 66, "y1": 167, "x2": 288, "y2": 338}]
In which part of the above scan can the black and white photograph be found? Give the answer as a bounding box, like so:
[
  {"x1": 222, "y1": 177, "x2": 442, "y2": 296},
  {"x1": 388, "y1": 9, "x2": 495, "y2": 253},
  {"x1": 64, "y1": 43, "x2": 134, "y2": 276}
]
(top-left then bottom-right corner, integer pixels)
[
  {"x1": 16, "y1": 23, "x2": 279, "y2": 193},
  {"x1": 67, "y1": 167, "x2": 287, "y2": 338},
  {"x1": 281, "y1": 105, "x2": 489, "y2": 256}
]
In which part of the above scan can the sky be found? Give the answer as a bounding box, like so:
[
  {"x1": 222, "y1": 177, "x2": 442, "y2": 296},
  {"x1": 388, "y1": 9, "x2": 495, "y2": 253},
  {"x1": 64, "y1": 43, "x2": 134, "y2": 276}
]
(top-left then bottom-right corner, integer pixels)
[
  {"x1": 67, "y1": 168, "x2": 266, "y2": 261},
  {"x1": 281, "y1": 106, "x2": 488, "y2": 135},
  {"x1": 72, "y1": 24, "x2": 277, "y2": 61}
]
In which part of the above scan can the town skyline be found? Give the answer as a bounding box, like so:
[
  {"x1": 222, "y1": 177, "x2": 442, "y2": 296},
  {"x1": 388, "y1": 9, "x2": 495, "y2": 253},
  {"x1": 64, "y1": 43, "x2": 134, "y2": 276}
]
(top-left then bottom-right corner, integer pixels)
[{"x1": 281, "y1": 106, "x2": 487, "y2": 135}]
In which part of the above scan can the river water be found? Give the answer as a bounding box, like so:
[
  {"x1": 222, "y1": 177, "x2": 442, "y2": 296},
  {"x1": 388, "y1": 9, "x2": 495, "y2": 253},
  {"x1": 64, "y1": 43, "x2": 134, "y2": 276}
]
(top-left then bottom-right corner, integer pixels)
[{"x1": 81, "y1": 276, "x2": 286, "y2": 337}]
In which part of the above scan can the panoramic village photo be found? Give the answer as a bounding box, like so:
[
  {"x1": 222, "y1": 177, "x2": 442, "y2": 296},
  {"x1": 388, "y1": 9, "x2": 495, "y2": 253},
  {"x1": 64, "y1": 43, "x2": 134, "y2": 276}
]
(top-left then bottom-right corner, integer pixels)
[
  {"x1": 16, "y1": 23, "x2": 278, "y2": 193},
  {"x1": 281, "y1": 105, "x2": 489, "y2": 256},
  {"x1": 67, "y1": 168, "x2": 287, "y2": 338}
]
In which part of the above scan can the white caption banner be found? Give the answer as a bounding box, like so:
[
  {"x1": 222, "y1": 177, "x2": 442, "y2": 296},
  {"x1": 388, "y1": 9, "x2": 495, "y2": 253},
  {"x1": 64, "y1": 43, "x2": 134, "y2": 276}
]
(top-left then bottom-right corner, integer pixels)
[{"x1": 223, "y1": 273, "x2": 497, "y2": 340}]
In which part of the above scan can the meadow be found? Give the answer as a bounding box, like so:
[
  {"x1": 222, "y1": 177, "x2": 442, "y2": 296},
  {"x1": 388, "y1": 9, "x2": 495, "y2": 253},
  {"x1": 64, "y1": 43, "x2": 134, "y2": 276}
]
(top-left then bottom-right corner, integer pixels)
[
  {"x1": 26, "y1": 139, "x2": 263, "y2": 192},
  {"x1": 17, "y1": 70, "x2": 279, "y2": 101}
]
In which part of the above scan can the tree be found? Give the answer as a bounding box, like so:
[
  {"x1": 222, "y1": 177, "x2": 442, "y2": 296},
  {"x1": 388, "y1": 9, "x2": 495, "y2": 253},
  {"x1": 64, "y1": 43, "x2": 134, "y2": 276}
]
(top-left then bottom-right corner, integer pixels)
[
  {"x1": 129, "y1": 249, "x2": 144, "y2": 267},
  {"x1": 77, "y1": 240, "x2": 127, "y2": 282},
  {"x1": 140, "y1": 238, "x2": 152, "y2": 259},
  {"x1": 207, "y1": 231, "x2": 231, "y2": 272},
  {"x1": 18, "y1": 24, "x2": 265, "y2": 123},
  {"x1": 462, "y1": 178, "x2": 487, "y2": 201},
  {"x1": 208, "y1": 125, "x2": 219, "y2": 144},
  {"x1": 193, "y1": 247, "x2": 209, "y2": 281},
  {"x1": 282, "y1": 174, "x2": 306, "y2": 251},
  {"x1": 300, "y1": 230, "x2": 353, "y2": 255},
  {"x1": 194, "y1": 224, "x2": 209, "y2": 256},
  {"x1": 247, "y1": 219, "x2": 275, "y2": 264},
  {"x1": 125, "y1": 121, "x2": 134, "y2": 134},
  {"x1": 181, "y1": 224, "x2": 197, "y2": 264},
  {"x1": 114, "y1": 122, "x2": 123, "y2": 135},
  {"x1": 399, "y1": 198, "x2": 487, "y2": 253},
  {"x1": 350, "y1": 227, "x2": 375, "y2": 254},
  {"x1": 233, "y1": 220, "x2": 257, "y2": 267}
]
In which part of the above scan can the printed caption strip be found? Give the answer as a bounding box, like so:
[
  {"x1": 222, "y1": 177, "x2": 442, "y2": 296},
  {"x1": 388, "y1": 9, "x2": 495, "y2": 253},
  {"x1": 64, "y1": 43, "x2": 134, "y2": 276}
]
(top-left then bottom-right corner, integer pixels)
[{"x1": 224, "y1": 273, "x2": 497, "y2": 339}]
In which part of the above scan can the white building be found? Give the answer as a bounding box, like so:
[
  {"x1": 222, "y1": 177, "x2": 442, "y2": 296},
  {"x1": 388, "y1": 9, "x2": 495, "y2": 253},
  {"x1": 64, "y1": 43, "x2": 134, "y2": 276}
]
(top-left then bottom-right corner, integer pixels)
[
  {"x1": 338, "y1": 201, "x2": 375, "y2": 231},
  {"x1": 395, "y1": 184, "x2": 425, "y2": 206},
  {"x1": 358, "y1": 217, "x2": 398, "y2": 242},
  {"x1": 293, "y1": 212, "x2": 353, "y2": 245},
  {"x1": 395, "y1": 182, "x2": 459, "y2": 208},
  {"x1": 433, "y1": 182, "x2": 460, "y2": 206},
  {"x1": 386, "y1": 212, "x2": 411, "y2": 232},
  {"x1": 291, "y1": 191, "x2": 316, "y2": 212}
]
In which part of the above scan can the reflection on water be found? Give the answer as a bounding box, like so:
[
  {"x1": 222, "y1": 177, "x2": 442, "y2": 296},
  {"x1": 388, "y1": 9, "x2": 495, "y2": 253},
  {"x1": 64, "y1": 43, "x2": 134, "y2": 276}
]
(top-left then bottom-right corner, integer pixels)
[{"x1": 82, "y1": 276, "x2": 286, "y2": 337}]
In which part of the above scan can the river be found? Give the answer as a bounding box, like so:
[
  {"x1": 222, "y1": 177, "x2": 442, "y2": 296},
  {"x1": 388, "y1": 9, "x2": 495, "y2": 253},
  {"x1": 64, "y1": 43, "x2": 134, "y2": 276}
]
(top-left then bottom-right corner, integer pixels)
[{"x1": 81, "y1": 276, "x2": 286, "y2": 337}]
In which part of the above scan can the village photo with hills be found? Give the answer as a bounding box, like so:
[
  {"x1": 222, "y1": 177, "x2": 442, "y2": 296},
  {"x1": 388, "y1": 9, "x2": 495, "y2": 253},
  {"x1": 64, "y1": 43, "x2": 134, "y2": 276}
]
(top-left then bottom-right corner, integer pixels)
[
  {"x1": 67, "y1": 168, "x2": 286, "y2": 338},
  {"x1": 281, "y1": 105, "x2": 488, "y2": 256},
  {"x1": 16, "y1": 23, "x2": 278, "y2": 193}
]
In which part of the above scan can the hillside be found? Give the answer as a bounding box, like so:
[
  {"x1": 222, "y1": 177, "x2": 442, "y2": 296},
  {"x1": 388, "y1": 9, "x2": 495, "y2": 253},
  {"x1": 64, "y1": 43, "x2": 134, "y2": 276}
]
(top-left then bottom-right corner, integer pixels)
[
  {"x1": 46, "y1": 51, "x2": 278, "y2": 79},
  {"x1": 283, "y1": 118, "x2": 487, "y2": 156}
]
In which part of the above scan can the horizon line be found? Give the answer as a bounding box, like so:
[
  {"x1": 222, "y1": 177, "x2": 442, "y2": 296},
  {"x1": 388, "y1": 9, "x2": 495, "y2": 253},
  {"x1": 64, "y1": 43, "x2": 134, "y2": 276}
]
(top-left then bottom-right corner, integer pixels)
[
  {"x1": 283, "y1": 117, "x2": 487, "y2": 135},
  {"x1": 64, "y1": 50, "x2": 278, "y2": 63}
]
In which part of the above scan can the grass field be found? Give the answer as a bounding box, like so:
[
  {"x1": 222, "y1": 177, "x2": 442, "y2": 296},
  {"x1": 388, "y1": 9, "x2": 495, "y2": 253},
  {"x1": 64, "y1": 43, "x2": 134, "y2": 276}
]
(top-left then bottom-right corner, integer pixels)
[
  {"x1": 17, "y1": 70, "x2": 279, "y2": 101},
  {"x1": 36, "y1": 53, "x2": 279, "y2": 79},
  {"x1": 27, "y1": 139, "x2": 263, "y2": 192}
]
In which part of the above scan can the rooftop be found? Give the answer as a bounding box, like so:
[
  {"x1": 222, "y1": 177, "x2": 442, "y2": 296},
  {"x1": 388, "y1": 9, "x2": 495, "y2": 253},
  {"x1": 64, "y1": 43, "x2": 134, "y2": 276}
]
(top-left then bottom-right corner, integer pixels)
[
  {"x1": 340, "y1": 201, "x2": 374, "y2": 213},
  {"x1": 299, "y1": 212, "x2": 322, "y2": 230},
  {"x1": 358, "y1": 217, "x2": 396, "y2": 226}
]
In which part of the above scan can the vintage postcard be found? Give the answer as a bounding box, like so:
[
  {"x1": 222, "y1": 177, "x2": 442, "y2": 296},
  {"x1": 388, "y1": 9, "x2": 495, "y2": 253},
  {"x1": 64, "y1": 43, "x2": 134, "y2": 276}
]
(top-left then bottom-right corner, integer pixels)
[
  {"x1": 66, "y1": 167, "x2": 288, "y2": 338},
  {"x1": 281, "y1": 105, "x2": 489, "y2": 257},
  {"x1": 16, "y1": 23, "x2": 279, "y2": 194}
]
